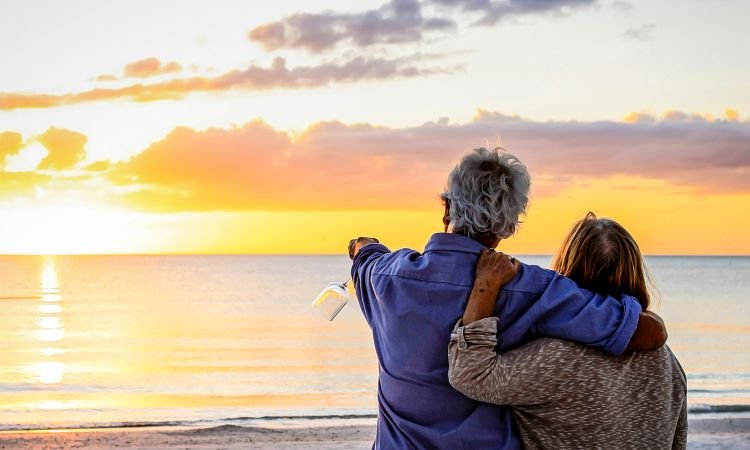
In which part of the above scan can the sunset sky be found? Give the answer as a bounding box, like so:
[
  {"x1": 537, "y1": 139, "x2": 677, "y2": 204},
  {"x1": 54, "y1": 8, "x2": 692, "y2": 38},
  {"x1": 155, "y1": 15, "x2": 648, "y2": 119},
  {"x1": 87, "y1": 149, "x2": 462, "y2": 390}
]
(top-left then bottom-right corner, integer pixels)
[{"x1": 1, "y1": 0, "x2": 748, "y2": 255}]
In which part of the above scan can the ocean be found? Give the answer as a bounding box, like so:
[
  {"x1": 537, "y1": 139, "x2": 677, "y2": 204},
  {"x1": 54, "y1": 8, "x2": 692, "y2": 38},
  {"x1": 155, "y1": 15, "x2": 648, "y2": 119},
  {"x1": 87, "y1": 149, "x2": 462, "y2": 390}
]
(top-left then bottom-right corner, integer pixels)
[{"x1": 0, "y1": 255, "x2": 748, "y2": 431}]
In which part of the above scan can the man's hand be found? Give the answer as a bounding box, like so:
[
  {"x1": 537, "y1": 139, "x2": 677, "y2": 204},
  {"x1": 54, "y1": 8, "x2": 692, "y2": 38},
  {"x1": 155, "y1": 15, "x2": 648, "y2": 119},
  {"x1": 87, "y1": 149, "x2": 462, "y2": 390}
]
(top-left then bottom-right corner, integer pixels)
[
  {"x1": 626, "y1": 310, "x2": 668, "y2": 352},
  {"x1": 348, "y1": 237, "x2": 380, "y2": 259},
  {"x1": 463, "y1": 250, "x2": 520, "y2": 324}
]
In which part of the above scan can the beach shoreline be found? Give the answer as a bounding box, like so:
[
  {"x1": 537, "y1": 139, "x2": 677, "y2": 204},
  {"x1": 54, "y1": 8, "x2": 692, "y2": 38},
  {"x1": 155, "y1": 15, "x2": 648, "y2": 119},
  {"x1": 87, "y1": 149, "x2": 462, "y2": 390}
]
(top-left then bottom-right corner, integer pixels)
[{"x1": 1, "y1": 418, "x2": 748, "y2": 449}]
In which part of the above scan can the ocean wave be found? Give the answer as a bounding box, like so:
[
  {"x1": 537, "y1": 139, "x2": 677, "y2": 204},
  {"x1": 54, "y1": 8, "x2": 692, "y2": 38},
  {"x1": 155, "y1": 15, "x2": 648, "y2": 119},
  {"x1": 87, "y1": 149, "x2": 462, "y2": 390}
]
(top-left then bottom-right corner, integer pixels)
[
  {"x1": 688, "y1": 404, "x2": 750, "y2": 414},
  {"x1": 223, "y1": 413, "x2": 378, "y2": 421},
  {"x1": 689, "y1": 388, "x2": 750, "y2": 394},
  {"x1": 4, "y1": 407, "x2": 750, "y2": 433},
  {"x1": 0, "y1": 413, "x2": 379, "y2": 432},
  {"x1": 0, "y1": 295, "x2": 41, "y2": 301},
  {"x1": 0, "y1": 420, "x2": 187, "y2": 432}
]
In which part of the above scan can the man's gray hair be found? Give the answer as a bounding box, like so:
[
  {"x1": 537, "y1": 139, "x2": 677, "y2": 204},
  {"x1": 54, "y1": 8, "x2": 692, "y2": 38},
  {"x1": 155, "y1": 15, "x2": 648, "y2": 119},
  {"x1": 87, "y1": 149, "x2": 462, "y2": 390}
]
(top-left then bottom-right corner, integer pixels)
[{"x1": 441, "y1": 147, "x2": 530, "y2": 240}]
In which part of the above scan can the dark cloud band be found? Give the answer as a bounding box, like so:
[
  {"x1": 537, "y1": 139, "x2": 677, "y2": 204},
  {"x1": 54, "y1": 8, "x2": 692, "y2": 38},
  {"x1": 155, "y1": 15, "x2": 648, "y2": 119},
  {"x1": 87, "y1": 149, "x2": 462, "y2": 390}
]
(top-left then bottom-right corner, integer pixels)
[
  {"x1": 105, "y1": 110, "x2": 750, "y2": 212},
  {"x1": 249, "y1": 0, "x2": 596, "y2": 52},
  {"x1": 0, "y1": 55, "x2": 453, "y2": 110}
]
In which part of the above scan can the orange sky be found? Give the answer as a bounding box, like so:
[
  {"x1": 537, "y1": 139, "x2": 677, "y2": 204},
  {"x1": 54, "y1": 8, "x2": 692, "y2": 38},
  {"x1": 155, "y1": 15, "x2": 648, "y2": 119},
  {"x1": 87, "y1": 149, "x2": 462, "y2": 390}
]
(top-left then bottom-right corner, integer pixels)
[
  {"x1": 1, "y1": 1, "x2": 749, "y2": 255},
  {"x1": 0, "y1": 104, "x2": 748, "y2": 256}
]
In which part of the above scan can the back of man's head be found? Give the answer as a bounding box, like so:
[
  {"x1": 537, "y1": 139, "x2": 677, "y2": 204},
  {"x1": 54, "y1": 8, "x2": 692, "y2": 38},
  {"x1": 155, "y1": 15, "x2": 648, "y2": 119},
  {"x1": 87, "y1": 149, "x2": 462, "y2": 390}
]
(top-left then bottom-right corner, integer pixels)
[{"x1": 441, "y1": 147, "x2": 531, "y2": 242}]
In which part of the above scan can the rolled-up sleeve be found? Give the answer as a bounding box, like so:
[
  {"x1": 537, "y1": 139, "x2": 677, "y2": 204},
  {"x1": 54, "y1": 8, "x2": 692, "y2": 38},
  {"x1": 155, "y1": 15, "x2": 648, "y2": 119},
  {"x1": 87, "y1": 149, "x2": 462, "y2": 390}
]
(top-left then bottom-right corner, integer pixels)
[
  {"x1": 448, "y1": 318, "x2": 509, "y2": 405},
  {"x1": 531, "y1": 272, "x2": 642, "y2": 355},
  {"x1": 350, "y1": 243, "x2": 390, "y2": 325}
]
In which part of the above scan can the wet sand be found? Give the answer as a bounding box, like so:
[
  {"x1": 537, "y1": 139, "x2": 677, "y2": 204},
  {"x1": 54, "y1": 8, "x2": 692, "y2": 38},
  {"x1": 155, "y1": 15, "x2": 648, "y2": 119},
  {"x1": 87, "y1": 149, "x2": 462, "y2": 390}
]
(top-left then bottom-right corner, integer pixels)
[
  {"x1": 1, "y1": 418, "x2": 748, "y2": 449},
  {"x1": 686, "y1": 418, "x2": 750, "y2": 449}
]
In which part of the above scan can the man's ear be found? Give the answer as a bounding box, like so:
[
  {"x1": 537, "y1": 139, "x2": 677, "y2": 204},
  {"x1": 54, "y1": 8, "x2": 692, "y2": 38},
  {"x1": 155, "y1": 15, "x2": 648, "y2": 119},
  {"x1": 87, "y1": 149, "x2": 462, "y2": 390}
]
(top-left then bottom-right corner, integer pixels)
[{"x1": 442, "y1": 201, "x2": 450, "y2": 232}]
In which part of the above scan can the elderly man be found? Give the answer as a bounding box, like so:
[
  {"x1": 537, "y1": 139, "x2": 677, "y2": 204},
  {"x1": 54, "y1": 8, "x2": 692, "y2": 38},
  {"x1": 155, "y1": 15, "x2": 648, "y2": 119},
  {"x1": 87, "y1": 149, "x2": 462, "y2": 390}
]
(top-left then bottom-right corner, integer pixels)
[{"x1": 349, "y1": 148, "x2": 667, "y2": 450}]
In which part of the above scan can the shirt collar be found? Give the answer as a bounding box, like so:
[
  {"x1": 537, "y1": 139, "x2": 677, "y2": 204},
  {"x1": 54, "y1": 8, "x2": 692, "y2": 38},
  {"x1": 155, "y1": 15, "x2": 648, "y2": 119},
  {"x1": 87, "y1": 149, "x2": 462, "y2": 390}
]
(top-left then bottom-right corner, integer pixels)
[{"x1": 424, "y1": 232, "x2": 488, "y2": 254}]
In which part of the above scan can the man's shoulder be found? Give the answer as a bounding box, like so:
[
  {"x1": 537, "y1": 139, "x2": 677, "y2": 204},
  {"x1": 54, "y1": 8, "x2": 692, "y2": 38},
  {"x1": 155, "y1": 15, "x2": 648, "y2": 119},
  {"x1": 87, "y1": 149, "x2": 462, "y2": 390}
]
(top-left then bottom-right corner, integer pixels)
[
  {"x1": 372, "y1": 247, "x2": 476, "y2": 287},
  {"x1": 503, "y1": 262, "x2": 557, "y2": 295},
  {"x1": 373, "y1": 252, "x2": 562, "y2": 290},
  {"x1": 367, "y1": 247, "x2": 420, "y2": 276},
  {"x1": 375, "y1": 247, "x2": 427, "y2": 272},
  {"x1": 374, "y1": 247, "x2": 421, "y2": 267}
]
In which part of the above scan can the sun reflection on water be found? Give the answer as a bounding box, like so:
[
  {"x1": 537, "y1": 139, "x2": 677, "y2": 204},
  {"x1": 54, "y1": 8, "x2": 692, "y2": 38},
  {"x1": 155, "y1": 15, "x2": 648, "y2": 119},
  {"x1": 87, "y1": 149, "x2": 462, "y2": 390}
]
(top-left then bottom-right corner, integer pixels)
[
  {"x1": 37, "y1": 327, "x2": 65, "y2": 343},
  {"x1": 32, "y1": 257, "x2": 66, "y2": 385},
  {"x1": 38, "y1": 317, "x2": 61, "y2": 329},
  {"x1": 40, "y1": 348, "x2": 64, "y2": 356},
  {"x1": 33, "y1": 362, "x2": 66, "y2": 384},
  {"x1": 39, "y1": 304, "x2": 62, "y2": 314},
  {"x1": 40, "y1": 259, "x2": 60, "y2": 301}
]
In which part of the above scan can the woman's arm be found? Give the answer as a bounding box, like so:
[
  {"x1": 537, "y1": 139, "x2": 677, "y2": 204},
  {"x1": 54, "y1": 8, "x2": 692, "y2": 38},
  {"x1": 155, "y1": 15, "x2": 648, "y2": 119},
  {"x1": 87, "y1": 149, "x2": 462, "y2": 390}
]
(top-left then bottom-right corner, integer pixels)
[
  {"x1": 462, "y1": 249, "x2": 519, "y2": 324},
  {"x1": 448, "y1": 318, "x2": 572, "y2": 406},
  {"x1": 452, "y1": 251, "x2": 564, "y2": 405},
  {"x1": 451, "y1": 250, "x2": 589, "y2": 405}
]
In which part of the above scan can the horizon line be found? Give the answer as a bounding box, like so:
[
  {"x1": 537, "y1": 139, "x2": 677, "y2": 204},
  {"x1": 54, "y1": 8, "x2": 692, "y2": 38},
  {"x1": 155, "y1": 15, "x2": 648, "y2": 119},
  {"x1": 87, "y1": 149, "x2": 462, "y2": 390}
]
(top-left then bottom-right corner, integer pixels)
[{"x1": 0, "y1": 253, "x2": 747, "y2": 258}]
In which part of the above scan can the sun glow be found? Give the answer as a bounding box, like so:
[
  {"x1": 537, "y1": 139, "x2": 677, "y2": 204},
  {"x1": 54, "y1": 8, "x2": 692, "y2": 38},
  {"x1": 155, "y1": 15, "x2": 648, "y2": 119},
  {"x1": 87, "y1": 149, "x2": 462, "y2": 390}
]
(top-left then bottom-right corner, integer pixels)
[{"x1": 0, "y1": 202, "x2": 150, "y2": 255}]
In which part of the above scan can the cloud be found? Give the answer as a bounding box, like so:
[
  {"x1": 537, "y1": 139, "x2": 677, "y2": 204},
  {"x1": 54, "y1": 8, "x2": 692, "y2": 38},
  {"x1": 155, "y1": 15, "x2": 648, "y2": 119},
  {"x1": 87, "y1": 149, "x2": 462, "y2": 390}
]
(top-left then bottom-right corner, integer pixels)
[
  {"x1": 725, "y1": 108, "x2": 740, "y2": 122},
  {"x1": 0, "y1": 55, "x2": 453, "y2": 110},
  {"x1": 109, "y1": 120, "x2": 439, "y2": 211},
  {"x1": 36, "y1": 127, "x2": 88, "y2": 170},
  {"x1": 95, "y1": 58, "x2": 183, "y2": 81},
  {"x1": 5, "y1": 110, "x2": 746, "y2": 211},
  {"x1": 249, "y1": 0, "x2": 595, "y2": 52},
  {"x1": 0, "y1": 171, "x2": 51, "y2": 197},
  {"x1": 611, "y1": 1, "x2": 634, "y2": 13},
  {"x1": 108, "y1": 110, "x2": 750, "y2": 212},
  {"x1": 432, "y1": 0, "x2": 596, "y2": 26},
  {"x1": 0, "y1": 131, "x2": 23, "y2": 166},
  {"x1": 0, "y1": 128, "x2": 101, "y2": 201},
  {"x1": 624, "y1": 23, "x2": 655, "y2": 41},
  {"x1": 626, "y1": 110, "x2": 714, "y2": 123},
  {"x1": 95, "y1": 74, "x2": 119, "y2": 82},
  {"x1": 84, "y1": 160, "x2": 111, "y2": 171},
  {"x1": 622, "y1": 112, "x2": 655, "y2": 124},
  {"x1": 249, "y1": 0, "x2": 454, "y2": 53},
  {"x1": 464, "y1": 110, "x2": 750, "y2": 192},
  {"x1": 124, "y1": 58, "x2": 183, "y2": 78}
]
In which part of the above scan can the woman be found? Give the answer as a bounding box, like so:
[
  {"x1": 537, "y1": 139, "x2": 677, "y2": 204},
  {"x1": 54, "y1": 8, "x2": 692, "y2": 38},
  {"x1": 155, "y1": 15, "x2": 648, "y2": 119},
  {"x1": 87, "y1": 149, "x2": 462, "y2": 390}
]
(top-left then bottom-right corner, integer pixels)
[{"x1": 448, "y1": 212, "x2": 688, "y2": 449}]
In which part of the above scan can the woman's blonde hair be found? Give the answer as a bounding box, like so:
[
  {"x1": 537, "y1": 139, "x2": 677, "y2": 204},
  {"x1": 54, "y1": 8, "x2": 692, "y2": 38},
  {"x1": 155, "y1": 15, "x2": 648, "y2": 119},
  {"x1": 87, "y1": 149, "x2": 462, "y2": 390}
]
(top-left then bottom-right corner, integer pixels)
[{"x1": 552, "y1": 212, "x2": 652, "y2": 311}]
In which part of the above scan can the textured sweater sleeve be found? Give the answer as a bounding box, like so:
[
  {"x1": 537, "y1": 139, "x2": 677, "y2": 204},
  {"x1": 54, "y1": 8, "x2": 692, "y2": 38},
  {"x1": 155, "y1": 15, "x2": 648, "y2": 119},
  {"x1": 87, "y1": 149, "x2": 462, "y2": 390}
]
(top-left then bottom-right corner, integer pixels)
[{"x1": 448, "y1": 317, "x2": 573, "y2": 406}]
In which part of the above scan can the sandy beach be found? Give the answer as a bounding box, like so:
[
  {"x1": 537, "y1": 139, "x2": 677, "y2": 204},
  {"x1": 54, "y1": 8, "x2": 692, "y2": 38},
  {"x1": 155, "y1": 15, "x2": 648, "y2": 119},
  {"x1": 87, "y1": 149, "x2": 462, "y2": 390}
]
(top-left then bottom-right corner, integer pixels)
[{"x1": 0, "y1": 418, "x2": 748, "y2": 450}]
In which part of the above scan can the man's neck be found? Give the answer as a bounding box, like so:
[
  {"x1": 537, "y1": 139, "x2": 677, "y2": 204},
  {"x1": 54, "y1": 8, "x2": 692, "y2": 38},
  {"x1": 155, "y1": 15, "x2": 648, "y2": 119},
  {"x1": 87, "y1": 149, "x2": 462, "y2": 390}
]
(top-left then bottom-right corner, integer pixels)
[{"x1": 448, "y1": 231, "x2": 500, "y2": 249}]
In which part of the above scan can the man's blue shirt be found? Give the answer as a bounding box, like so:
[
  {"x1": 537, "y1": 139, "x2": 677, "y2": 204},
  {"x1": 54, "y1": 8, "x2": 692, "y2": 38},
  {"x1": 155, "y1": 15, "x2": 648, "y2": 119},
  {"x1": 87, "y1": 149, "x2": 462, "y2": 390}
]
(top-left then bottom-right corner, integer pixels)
[{"x1": 351, "y1": 233, "x2": 642, "y2": 450}]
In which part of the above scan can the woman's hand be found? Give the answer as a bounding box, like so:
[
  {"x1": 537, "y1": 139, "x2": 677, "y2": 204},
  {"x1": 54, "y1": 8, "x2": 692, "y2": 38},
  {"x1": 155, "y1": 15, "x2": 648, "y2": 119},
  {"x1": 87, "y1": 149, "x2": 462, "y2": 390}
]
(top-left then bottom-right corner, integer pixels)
[
  {"x1": 475, "y1": 249, "x2": 520, "y2": 289},
  {"x1": 463, "y1": 250, "x2": 520, "y2": 325}
]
